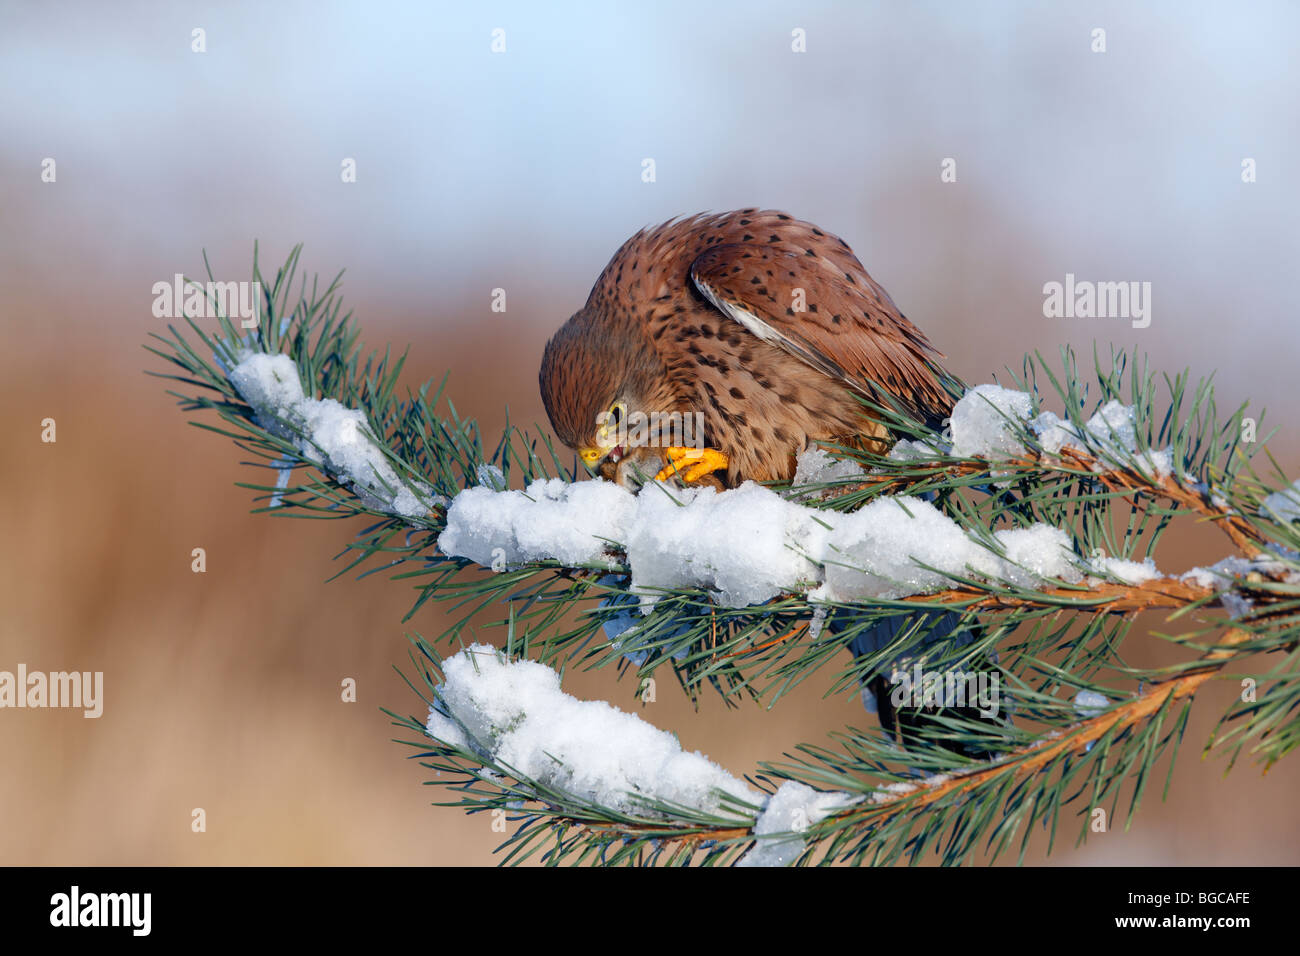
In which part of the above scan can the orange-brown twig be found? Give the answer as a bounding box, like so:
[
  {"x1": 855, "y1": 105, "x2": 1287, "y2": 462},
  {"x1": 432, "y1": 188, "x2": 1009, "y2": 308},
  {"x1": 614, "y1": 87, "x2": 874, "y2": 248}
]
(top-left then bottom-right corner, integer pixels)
[
  {"x1": 906, "y1": 575, "x2": 1216, "y2": 614},
  {"x1": 1058, "y1": 448, "x2": 1265, "y2": 558},
  {"x1": 848, "y1": 627, "x2": 1254, "y2": 822}
]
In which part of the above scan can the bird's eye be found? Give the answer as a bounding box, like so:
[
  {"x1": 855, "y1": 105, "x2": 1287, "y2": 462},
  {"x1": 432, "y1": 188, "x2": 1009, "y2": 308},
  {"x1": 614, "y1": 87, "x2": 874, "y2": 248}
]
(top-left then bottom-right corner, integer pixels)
[{"x1": 609, "y1": 401, "x2": 626, "y2": 425}]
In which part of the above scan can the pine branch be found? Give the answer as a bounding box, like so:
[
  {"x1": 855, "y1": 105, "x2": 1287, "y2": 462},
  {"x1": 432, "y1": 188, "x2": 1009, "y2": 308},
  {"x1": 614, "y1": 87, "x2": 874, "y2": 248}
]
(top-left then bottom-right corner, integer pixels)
[
  {"x1": 799, "y1": 628, "x2": 1258, "y2": 854},
  {"x1": 147, "y1": 249, "x2": 1300, "y2": 866}
]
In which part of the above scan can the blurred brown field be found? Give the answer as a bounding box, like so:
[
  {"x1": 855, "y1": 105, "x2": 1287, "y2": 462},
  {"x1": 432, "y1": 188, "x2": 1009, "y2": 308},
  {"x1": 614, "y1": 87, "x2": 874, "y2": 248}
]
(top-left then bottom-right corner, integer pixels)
[{"x1": 2, "y1": 0, "x2": 1298, "y2": 865}]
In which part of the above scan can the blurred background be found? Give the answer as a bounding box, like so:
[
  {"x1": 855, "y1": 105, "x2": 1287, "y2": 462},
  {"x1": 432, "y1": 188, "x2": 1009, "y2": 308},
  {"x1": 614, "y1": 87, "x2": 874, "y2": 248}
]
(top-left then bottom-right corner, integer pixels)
[{"x1": 1, "y1": 0, "x2": 1297, "y2": 865}]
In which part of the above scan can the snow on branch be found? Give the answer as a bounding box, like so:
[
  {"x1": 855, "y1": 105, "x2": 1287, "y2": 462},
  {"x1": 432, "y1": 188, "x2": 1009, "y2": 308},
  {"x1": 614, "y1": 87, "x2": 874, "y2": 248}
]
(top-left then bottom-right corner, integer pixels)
[
  {"x1": 425, "y1": 644, "x2": 860, "y2": 865},
  {"x1": 435, "y1": 381, "x2": 1293, "y2": 614},
  {"x1": 953, "y1": 383, "x2": 1172, "y2": 479},
  {"x1": 418, "y1": 627, "x2": 1264, "y2": 866},
  {"x1": 441, "y1": 477, "x2": 1092, "y2": 607},
  {"x1": 427, "y1": 643, "x2": 756, "y2": 818},
  {"x1": 1262, "y1": 481, "x2": 1300, "y2": 525},
  {"x1": 229, "y1": 352, "x2": 443, "y2": 519}
]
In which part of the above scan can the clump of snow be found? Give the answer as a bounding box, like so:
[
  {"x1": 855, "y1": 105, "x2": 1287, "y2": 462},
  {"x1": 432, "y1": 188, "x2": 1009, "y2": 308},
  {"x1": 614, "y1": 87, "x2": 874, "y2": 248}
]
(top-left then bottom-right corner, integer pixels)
[
  {"x1": 995, "y1": 525, "x2": 1086, "y2": 587},
  {"x1": 822, "y1": 499, "x2": 1083, "y2": 601},
  {"x1": 869, "y1": 772, "x2": 952, "y2": 806},
  {"x1": 1262, "y1": 481, "x2": 1300, "y2": 524},
  {"x1": 807, "y1": 604, "x2": 830, "y2": 641},
  {"x1": 1073, "y1": 689, "x2": 1109, "y2": 717},
  {"x1": 424, "y1": 707, "x2": 470, "y2": 750},
  {"x1": 475, "y1": 463, "x2": 506, "y2": 490},
  {"x1": 229, "y1": 352, "x2": 441, "y2": 519},
  {"x1": 1220, "y1": 590, "x2": 1255, "y2": 620},
  {"x1": 625, "y1": 482, "x2": 829, "y2": 608},
  {"x1": 438, "y1": 477, "x2": 636, "y2": 570},
  {"x1": 1088, "y1": 554, "x2": 1162, "y2": 585},
  {"x1": 442, "y1": 477, "x2": 1090, "y2": 609},
  {"x1": 1180, "y1": 556, "x2": 1257, "y2": 590},
  {"x1": 424, "y1": 644, "x2": 757, "y2": 819},
  {"x1": 1079, "y1": 400, "x2": 1137, "y2": 463},
  {"x1": 436, "y1": 382, "x2": 1204, "y2": 609},
  {"x1": 1132, "y1": 448, "x2": 1174, "y2": 480},
  {"x1": 824, "y1": 497, "x2": 984, "y2": 600},
  {"x1": 1180, "y1": 555, "x2": 1299, "y2": 615},
  {"x1": 1181, "y1": 564, "x2": 1232, "y2": 591},
  {"x1": 791, "y1": 446, "x2": 865, "y2": 489},
  {"x1": 228, "y1": 353, "x2": 304, "y2": 436},
  {"x1": 737, "y1": 781, "x2": 861, "y2": 867},
  {"x1": 949, "y1": 385, "x2": 1034, "y2": 458},
  {"x1": 1030, "y1": 410, "x2": 1076, "y2": 456},
  {"x1": 869, "y1": 780, "x2": 918, "y2": 804},
  {"x1": 887, "y1": 437, "x2": 949, "y2": 462},
  {"x1": 1031, "y1": 401, "x2": 1174, "y2": 478},
  {"x1": 1183, "y1": 556, "x2": 1300, "y2": 587}
]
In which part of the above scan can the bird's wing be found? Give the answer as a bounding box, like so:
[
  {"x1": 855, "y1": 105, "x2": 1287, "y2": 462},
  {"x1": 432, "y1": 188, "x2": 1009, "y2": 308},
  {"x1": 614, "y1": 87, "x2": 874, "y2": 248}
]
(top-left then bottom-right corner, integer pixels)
[{"x1": 689, "y1": 239, "x2": 957, "y2": 424}]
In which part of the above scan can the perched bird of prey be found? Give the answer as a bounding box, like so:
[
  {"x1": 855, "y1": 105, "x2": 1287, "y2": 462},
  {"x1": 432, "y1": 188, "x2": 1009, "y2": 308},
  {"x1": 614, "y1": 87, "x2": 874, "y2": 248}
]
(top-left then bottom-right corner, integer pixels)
[
  {"x1": 539, "y1": 208, "x2": 961, "y2": 490},
  {"x1": 542, "y1": 210, "x2": 1001, "y2": 756}
]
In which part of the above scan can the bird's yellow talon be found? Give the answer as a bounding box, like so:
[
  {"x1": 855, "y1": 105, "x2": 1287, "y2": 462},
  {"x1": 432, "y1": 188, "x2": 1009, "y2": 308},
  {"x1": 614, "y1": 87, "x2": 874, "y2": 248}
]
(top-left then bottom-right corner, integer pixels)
[{"x1": 655, "y1": 446, "x2": 728, "y2": 484}]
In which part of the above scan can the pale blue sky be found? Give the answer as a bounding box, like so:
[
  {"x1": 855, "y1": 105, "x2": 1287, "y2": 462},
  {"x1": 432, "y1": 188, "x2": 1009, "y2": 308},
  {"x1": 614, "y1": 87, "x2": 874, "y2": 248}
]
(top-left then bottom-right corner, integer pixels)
[{"x1": 2, "y1": 1, "x2": 1296, "y2": 410}]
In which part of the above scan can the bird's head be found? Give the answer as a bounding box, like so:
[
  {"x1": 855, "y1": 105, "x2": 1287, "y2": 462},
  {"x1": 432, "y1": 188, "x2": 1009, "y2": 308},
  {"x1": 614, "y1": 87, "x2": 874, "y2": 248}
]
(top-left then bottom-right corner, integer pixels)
[{"x1": 539, "y1": 308, "x2": 677, "y2": 472}]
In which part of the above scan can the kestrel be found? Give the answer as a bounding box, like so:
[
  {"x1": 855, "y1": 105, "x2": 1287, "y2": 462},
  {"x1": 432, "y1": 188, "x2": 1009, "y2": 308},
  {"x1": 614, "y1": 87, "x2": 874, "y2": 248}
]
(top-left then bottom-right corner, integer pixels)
[
  {"x1": 541, "y1": 210, "x2": 994, "y2": 752},
  {"x1": 539, "y1": 209, "x2": 960, "y2": 489}
]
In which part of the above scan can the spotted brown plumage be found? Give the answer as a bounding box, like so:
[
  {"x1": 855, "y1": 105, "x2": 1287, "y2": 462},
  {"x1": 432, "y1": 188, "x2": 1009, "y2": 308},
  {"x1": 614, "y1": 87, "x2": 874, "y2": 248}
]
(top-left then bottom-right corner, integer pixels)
[
  {"x1": 539, "y1": 209, "x2": 961, "y2": 487},
  {"x1": 542, "y1": 210, "x2": 993, "y2": 752}
]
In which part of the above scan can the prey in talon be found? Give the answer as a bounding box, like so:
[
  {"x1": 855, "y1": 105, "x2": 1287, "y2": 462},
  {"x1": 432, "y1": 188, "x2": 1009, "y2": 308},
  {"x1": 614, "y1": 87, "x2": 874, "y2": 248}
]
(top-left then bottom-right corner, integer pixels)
[{"x1": 539, "y1": 208, "x2": 960, "y2": 491}]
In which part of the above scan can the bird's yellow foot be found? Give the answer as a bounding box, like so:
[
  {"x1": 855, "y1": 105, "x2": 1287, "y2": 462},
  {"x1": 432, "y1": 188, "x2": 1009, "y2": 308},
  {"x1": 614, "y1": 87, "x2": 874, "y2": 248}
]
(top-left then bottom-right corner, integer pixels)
[{"x1": 655, "y1": 446, "x2": 729, "y2": 484}]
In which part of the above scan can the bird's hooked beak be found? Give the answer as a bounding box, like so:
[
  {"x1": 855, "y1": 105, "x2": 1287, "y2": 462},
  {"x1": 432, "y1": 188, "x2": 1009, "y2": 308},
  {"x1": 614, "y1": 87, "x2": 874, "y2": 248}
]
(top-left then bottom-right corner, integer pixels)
[
  {"x1": 580, "y1": 444, "x2": 625, "y2": 468},
  {"x1": 581, "y1": 410, "x2": 626, "y2": 468}
]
